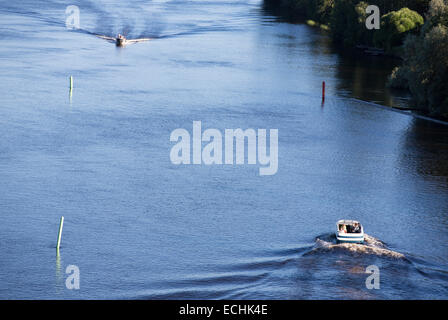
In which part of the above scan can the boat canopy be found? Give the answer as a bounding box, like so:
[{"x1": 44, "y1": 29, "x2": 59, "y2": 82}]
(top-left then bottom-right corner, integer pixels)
[{"x1": 337, "y1": 219, "x2": 361, "y2": 226}]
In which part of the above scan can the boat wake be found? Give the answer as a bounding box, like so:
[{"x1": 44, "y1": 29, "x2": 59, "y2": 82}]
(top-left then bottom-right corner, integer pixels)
[
  {"x1": 307, "y1": 233, "x2": 406, "y2": 259},
  {"x1": 1, "y1": 0, "x2": 247, "y2": 47}
]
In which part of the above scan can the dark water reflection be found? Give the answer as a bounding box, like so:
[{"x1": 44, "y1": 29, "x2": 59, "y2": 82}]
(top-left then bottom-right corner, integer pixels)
[
  {"x1": 401, "y1": 119, "x2": 448, "y2": 182},
  {"x1": 334, "y1": 52, "x2": 411, "y2": 109},
  {"x1": 0, "y1": 0, "x2": 448, "y2": 299}
]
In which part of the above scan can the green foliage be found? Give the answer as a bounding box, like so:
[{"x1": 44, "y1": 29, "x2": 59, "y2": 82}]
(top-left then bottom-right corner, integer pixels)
[
  {"x1": 315, "y1": 0, "x2": 335, "y2": 23},
  {"x1": 264, "y1": 0, "x2": 430, "y2": 48},
  {"x1": 392, "y1": 0, "x2": 448, "y2": 118},
  {"x1": 374, "y1": 8, "x2": 424, "y2": 49},
  {"x1": 388, "y1": 66, "x2": 409, "y2": 89},
  {"x1": 367, "y1": 0, "x2": 430, "y2": 16},
  {"x1": 329, "y1": 0, "x2": 362, "y2": 46},
  {"x1": 425, "y1": 0, "x2": 448, "y2": 28},
  {"x1": 354, "y1": 1, "x2": 374, "y2": 45}
]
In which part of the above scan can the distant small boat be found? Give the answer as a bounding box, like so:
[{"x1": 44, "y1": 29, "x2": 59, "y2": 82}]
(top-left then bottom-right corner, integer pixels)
[
  {"x1": 96, "y1": 33, "x2": 152, "y2": 47},
  {"x1": 336, "y1": 220, "x2": 364, "y2": 244}
]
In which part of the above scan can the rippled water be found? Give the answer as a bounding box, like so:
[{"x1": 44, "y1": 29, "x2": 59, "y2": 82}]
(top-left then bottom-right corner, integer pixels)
[{"x1": 1, "y1": 0, "x2": 448, "y2": 299}]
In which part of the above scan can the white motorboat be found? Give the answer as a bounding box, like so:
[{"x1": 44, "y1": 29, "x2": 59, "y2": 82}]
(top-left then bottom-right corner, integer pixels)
[{"x1": 336, "y1": 220, "x2": 364, "y2": 243}]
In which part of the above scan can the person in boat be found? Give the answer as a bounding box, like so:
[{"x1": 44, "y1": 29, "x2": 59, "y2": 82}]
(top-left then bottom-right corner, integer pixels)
[
  {"x1": 353, "y1": 223, "x2": 361, "y2": 233},
  {"x1": 116, "y1": 33, "x2": 126, "y2": 46},
  {"x1": 339, "y1": 225, "x2": 347, "y2": 233}
]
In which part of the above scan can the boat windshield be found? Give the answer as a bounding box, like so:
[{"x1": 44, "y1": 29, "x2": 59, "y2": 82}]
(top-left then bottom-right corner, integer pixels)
[{"x1": 339, "y1": 223, "x2": 362, "y2": 233}]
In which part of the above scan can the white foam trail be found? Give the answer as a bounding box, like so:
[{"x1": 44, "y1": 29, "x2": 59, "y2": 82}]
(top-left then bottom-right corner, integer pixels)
[{"x1": 312, "y1": 234, "x2": 405, "y2": 259}]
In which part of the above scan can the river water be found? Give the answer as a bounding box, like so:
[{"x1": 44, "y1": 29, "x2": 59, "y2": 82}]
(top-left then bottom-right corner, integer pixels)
[{"x1": 1, "y1": 0, "x2": 448, "y2": 299}]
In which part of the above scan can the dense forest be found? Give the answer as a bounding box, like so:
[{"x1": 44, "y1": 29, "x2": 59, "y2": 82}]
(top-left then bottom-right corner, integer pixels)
[{"x1": 264, "y1": 0, "x2": 448, "y2": 120}]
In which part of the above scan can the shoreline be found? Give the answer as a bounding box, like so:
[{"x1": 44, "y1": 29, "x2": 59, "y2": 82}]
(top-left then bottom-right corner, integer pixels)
[{"x1": 348, "y1": 98, "x2": 448, "y2": 126}]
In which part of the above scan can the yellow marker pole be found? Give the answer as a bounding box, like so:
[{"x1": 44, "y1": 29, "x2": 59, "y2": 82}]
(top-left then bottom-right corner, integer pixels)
[{"x1": 56, "y1": 216, "x2": 64, "y2": 251}]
